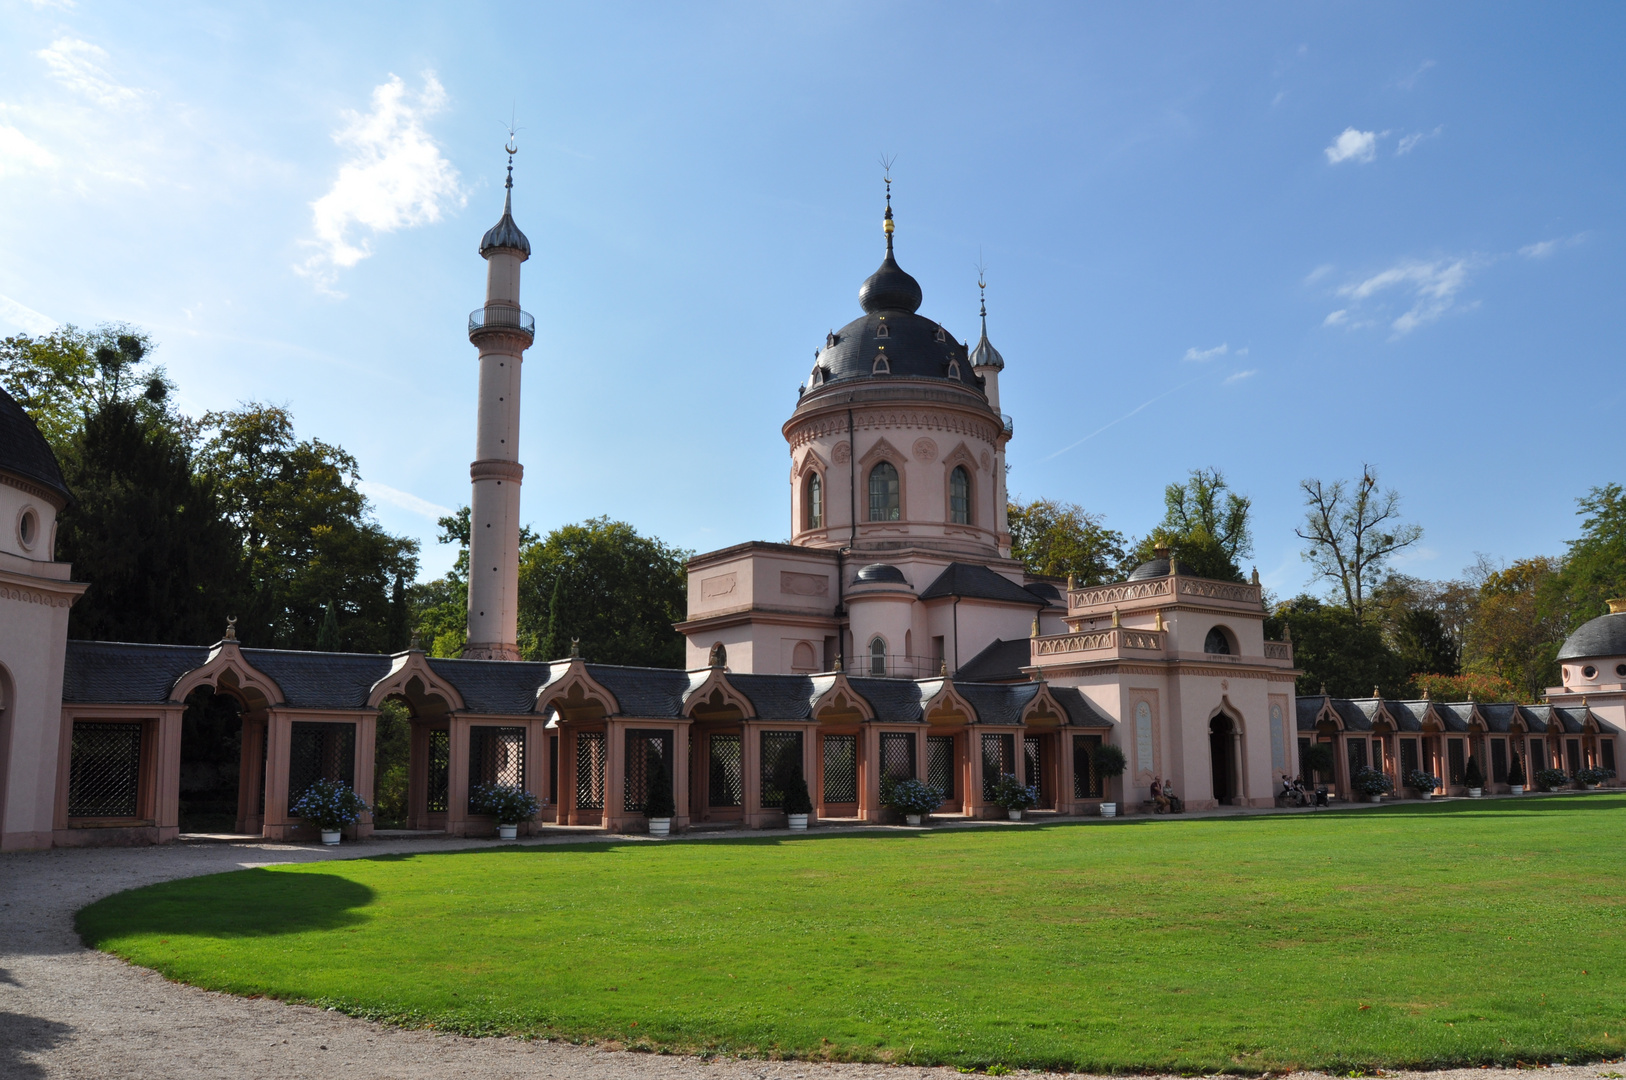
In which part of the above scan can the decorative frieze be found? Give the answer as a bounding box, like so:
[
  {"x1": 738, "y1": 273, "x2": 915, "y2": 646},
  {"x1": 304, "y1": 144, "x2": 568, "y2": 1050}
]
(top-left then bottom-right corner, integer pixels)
[
  {"x1": 1264, "y1": 642, "x2": 1293, "y2": 661},
  {"x1": 0, "y1": 583, "x2": 76, "y2": 608},
  {"x1": 1179, "y1": 578, "x2": 1260, "y2": 604},
  {"x1": 1068, "y1": 578, "x2": 1173, "y2": 608},
  {"x1": 1033, "y1": 628, "x2": 1165, "y2": 656}
]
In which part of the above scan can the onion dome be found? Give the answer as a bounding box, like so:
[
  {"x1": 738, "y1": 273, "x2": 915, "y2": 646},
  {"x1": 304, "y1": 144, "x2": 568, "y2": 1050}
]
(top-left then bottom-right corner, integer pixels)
[
  {"x1": 853, "y1": 563, "x2": 909, "y2": 585},
  {"x1": 858, "y1": 202, "x2": 922, "y2": 313},
  {"x1": 1556, "y1": 601, "x2": 1626, "y2": 661},
  {"x1": 479, "y1": 153, "x2": 531, "y2": 260},
  {"x1": 0, "y1": 384, "x2": 70, "y2": 505},
  {"x1": 969, "y1": 280, "x2": 1004, "y2": 371}
]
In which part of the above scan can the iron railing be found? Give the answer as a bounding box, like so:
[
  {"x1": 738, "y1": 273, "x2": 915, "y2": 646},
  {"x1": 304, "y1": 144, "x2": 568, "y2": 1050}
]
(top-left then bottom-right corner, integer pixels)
[{"x1": 468, "y1": 304, "x2": 535, "y2": 339}]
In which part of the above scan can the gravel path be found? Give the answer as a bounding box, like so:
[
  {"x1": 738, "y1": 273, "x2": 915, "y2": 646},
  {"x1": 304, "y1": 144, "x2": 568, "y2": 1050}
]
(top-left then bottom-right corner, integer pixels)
[{"x1": 2, "y1": 825, "x2": 1620, "y2": 1080}]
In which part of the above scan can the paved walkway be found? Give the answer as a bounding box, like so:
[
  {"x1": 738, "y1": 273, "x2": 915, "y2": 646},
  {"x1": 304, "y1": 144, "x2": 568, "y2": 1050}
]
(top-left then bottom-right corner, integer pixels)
[{"x1": 2, "y1": 807, "x2": 1616, "y2": 1079}]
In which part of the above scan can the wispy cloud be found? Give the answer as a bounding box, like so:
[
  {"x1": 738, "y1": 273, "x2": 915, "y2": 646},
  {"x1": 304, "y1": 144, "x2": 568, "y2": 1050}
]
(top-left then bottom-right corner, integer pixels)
[
  {"x1": 297, "y1": 73, "x2": 464, "y2": 294},
  {"x1": 24, "y1": 0, "x2": 77, "y2": 8},
  {"x1": 1041, "y1": 381, "x2": 1196, "y2": 461},
  {"x1": 1520, "y1": 233, "x2": 1587, "y2": 259},
  {"x1": 358, "y1": 481, "x2": 452, "y2": 521},
  {"x1": 1223, "y1": 369, "x2": 1257, "y2": 385},
  {"x1": 1325, "y1": 127, "x2": 1383, "y2": 165},
  {"x1": 1396, "y1": 60, "x2": 1436, "y2": 91},
  {"x1": 1328, "y1": 258, "x2": 1475, "y2": 336},
  {"x1": 36, "y1": 38, "x2": 142, "y2": 108},
  {"x1": 0, "y1": 294, "x2": 58, "y2": 335},
  {"x1": 1305, "y1": 264, "x2": 1334, "y2": 285},
  {"x1": 1182, "y1": 343, "x2": 1228, "y2": 362},
  {"x1": 0, "y1": 124, "x2": 58, "y2": 176},
  {"x1": 1396, "y1": 125, "x2": 1443, "y2": 156}
]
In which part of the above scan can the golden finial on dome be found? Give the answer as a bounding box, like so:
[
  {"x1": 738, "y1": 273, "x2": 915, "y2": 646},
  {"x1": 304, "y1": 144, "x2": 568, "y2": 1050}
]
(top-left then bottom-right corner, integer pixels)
[{"x1": 880, "y1": 153, "x2": 896, "y2": 239}]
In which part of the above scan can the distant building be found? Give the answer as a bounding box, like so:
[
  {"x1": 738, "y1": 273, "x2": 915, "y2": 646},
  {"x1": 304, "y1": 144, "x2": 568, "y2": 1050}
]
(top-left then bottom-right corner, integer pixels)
[{"x1": 1, "y1": 173, "x2": 1620, "y2": 850}]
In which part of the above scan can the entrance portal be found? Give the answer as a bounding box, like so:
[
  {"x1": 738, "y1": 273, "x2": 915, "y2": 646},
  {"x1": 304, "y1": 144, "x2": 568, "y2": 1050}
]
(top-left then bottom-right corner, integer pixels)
[
  {"x1": 178, "y1": 687, "x2": 242, "y2": 833},
  {"x1": 1209, "y1": 714, "x2": 1236, "y2": 805}
]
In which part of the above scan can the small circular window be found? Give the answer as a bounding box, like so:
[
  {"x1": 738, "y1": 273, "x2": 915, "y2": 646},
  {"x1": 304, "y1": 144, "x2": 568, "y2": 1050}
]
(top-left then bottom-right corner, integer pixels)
[
  {"x1": 17, "y1": 507, "x2": 39, "y2": 551},
  {"x1": 1616, "y1": 663, "x2": 1626, "y2": 679},
  {"x1": 1582, "y1": 665, "x2": 1598, "y2": 680}
]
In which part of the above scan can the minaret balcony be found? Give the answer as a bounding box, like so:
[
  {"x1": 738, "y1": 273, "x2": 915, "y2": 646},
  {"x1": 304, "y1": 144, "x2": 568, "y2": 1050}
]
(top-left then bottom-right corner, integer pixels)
[{"x1": 468, "y1": 305, "x2": 535, "y2": 343}]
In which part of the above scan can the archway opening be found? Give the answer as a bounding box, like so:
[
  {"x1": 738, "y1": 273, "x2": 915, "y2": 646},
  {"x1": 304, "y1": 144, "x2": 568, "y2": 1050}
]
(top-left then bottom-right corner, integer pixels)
[
  {"x1": 1209, "y1": 713, "x2": 1236, "y2": 804},
  {"x1": 179, "y1": 686, "x2": 243, "y2": 833}
]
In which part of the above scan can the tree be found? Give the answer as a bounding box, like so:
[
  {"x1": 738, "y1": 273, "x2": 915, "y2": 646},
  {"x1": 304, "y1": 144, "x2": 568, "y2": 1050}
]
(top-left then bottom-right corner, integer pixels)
[
  {"x1": 1296, "y1": 466, "x2": 1422, "y2": 620},
  {"x1": 1464, "y1": 557, "x2": 1566, "y2": 701},
  {"x1": 1272, "y1": 595, "x2": 1408, "y2": 698},
  {"x1": 1370, "y1": 575, "x2": 1465, "y2": 677},
  {"x1": 196, "y1": 404, "x2": 418, "y2": 651},
  {"x1": 1007, "y1": 498, "x2": 1126, "y2": 585},
  {"x1": 1123, "y1": 468, "x2": 1253, "y2": 582},
  {"x1": 1548, "y1": 483, "x2": 1626, "y2": 631},
  {"x1": 0, "y1": 324, "x2": 166, "y2": 450},
  {"x1": 516, "y1": 517, "x2": 691, "y2": 667}
]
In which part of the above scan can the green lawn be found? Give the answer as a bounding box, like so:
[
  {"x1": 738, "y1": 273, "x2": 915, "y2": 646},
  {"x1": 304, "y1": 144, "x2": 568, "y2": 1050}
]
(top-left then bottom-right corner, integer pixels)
[{"x1": 77, "y1": 796, "x2": 1626, "y2": 1072}]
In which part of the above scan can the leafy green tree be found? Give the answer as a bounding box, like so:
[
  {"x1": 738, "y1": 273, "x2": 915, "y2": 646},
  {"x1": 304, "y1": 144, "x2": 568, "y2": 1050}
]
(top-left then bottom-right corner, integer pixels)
[
  {"x1": 517, "y1": 517, "x2": 691, "y2": 667},
  {"x1": 409, "y1": 508, "x2": 473, "y2": 658},
  {"x1": 197, "y1": 404, "x2": 418, "y2": 651},
  {"x1": 1547, "y1": 483, "x2": 1626, "y2": 630},
  {"x1": 1370, "y1": 575, "x2": 1465, "y2": 677},
  {"x1": 1271, "y1": 596, "x2": 1408, "y2": 698},
  {"x1": 1007, "y1": 498, "x2": 1126, "y2": 585},
  {"x1": 1296, "y1": 466, "x2": 1422, "y2": 620},
  {"x1": 0, "y1": 324, "x2": 166, "y2": 450},
  {"x1": 1465, "y1": 557, "x2": 1567, "y2": 701},
  {"x1": 1128, "y1": 468, "x2": 1253, "y2": 582}
]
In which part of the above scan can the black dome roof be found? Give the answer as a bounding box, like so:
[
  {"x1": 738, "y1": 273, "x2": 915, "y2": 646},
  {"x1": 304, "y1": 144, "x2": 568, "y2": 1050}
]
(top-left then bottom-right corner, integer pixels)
[
  {"x1": 1126, "y1": 556, "x2": 1194, "y2": 581},
  {"x1": 858, "y1": 249, "x2": 923, "y2": 315},
  {"x1": 853, "y1": 563, "x2": 909, "y2": 585},
  {"x1": 1556, "y1": 610, "x2": 1626, "y2": 661},
  {"x1": 0, "y1": 385, "x2": 70, "y2": 505}
]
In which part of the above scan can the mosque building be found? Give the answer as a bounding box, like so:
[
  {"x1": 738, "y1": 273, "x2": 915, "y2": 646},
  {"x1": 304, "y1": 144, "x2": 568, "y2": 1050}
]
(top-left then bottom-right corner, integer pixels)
[{"x1": 0, "y1": 165, "x2": 1620, "y2": 850}]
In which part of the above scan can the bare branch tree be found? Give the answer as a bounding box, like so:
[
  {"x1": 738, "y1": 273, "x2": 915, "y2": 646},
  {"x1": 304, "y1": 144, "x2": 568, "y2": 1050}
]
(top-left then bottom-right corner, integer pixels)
[{"x1": 1295, "y1": 465, "x2": 1423, "y2": 620}]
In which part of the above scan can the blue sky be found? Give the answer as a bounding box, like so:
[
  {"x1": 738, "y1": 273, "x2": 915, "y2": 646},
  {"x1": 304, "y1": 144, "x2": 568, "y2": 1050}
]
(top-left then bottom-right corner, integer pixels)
[{"x1": 2, "y1": 2, "x2": 1621, "y2": 592}]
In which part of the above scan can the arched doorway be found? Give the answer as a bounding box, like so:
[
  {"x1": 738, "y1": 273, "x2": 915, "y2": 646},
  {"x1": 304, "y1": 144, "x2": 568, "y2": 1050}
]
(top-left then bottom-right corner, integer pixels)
[
  {"x1": 1210, "y1": 714, "x2": 1236, "y2": 804},
  {"x1": 179, "y1": 686, "x2": 244, "y2": 834}
]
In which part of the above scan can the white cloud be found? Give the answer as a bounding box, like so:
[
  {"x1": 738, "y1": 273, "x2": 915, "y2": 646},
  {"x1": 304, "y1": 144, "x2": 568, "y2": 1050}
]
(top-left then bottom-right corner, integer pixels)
[
  {"x1": 36, "y1": 38, "x2": 142, "y2": 108},
  {"x1": 357, "y1": 481, "x2": 452, "y2": 521},
  {"x1": 24, "y1": 0, "x2": 77, "y2": 8},
  {"x1": 298, "y1": 73, "x2": 464, "y2": 292},
  {"x1": 1397, "y1": 60, "x2": 1436, "y2": 91},
  {"x1": 1397, "y1": 125, "x2": 1444, "y2": 156},
  {"x1": 1182, "y1": 343, "x2": 1228, "y2": 362},
  {"x1": 0, "y1": 124, "x2": 58, "y2": 176},
  {"x1": 0, "y1": 294, "x2": 58, "y2": 335},
  {"x1": 1234, "y1": 346, "x2": 1249, "y2": 357},
  {"x1": 1325, "y1": 127, "x2": 1381, "y2": 165},
  {"x1": 1304, "y1": 264, "x2": 1334, "y2": 285},
  {"x1": 1223, "y1": 369, "x2": 1257, "y2": 385},
  {"x1": 1520, "y1": 233, "x2": 1586, "y2": 259},
  {"x1": 1332, "y1": 258, "x2": 1474, "y2": 335}
]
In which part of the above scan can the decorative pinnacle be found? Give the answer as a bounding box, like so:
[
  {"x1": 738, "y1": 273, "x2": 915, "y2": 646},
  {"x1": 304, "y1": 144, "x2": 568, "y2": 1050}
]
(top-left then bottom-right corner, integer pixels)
[
  {"x1": 880, "y1": 154, "x2": 896, "y2": 252},
  {"x1": 503, "y1": 134, "x2": 517, "y2": 214},
  {"x1": 224, "y1": 615, "x2": 237, "y2": 642}
]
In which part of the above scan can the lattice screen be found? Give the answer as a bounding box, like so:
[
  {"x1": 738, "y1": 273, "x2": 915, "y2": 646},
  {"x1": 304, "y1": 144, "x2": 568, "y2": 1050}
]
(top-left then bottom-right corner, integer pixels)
[
  {"x1": 926, "y1": 735, "x2": 955, "y2": 800},
  {"x1": 981, "y1": 732, "x2": 1014, "y2": 800},
  {"x1": 1346, "y1": 737, "x2": 1367, "y2": 779},
  {"x1": 760, "y1": 730, "x2": 803, "y2": 809},
  {"x1": 822, "y1": 734, "x2": 857, "y2": 804},
  {"x1": 469, "y1": 726, "x2": 527, "y2": 811},
  {"x1": 68, "y1": 721, "x2": 142, "y2": 818},
  {"x1": 880, "y1": 731, "x2": 915, "y2": 782},
  {"x1": 1073, "y1": 734, "x2": 1102, "y2": 798},
  {"x1": 288, "y1": 722, "x2": 356, "y2": 811},
  {"x1": 576, "y1": 731, "x2": 607, "y2": 810},
  {"x1": 624, "y1": 730, "x2": 672, "y2": 812},
  {"x1": 1399, "y1": 737, "x2": 1419, "y2": 782},
  {"x1": 709, "y1": 733, "x2": 743, "y2": 807},
  {"x1": 426, "y1": 729, "x2": 450, "y2": 812},
  {"x1": 1024, "y1": 737, "x2": 1041, "y2": 789},
  {"x1": 1448, "y1": 738, "x2": 1466, "y2": 785}
]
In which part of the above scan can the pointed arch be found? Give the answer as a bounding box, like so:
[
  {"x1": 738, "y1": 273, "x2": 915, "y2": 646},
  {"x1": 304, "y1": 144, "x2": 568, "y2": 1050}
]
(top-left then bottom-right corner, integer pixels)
[
  {"x1": 683, "y1": 667, "x2": 756, "y2": 722},
  {"x1": 921, "y1": 678, "x2": 976, "y2": 726},
  {"x1": 1019, "y1": 683, "x2": 1072, "y2": 728},
  {"x1": 810, "y1": 674, "x2": 875, "y2": 723},
  {"x1": 367, "y1": 651, "x2": 466, "y2": 713},
  {"x1": 536, "y1": 660, "x2": 620, "y2": 721},
  {"x1": 170, "y1": 644, "x2": 284, "y2": 713}
]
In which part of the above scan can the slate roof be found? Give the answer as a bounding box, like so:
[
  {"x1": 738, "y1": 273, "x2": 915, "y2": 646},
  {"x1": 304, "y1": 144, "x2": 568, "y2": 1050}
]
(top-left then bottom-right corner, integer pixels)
[
  {"x1": 1126, "y1": 556, "x2": 1194, "y2": 581},
  {"x1": 62, "y1": 641, "x2": 209, "y2": 703},
  {"x1": 1557, "y1": 611, "x2": 1626, "y2": 661},
  {"x1": 430, "y1": 658, "x2": 554, "y2": 714},
  {"x1": 1290, "y1": 696, "x2": 1620, "y2": 737},
  {"x1": 956, "y1": 637, "x2": 1031, "y2": 682},
  {"x1": 241, "y1": 649, "x2": 392, "y2": 709},
  {"x1": 0, "y1": 384, "x2": 72, "y2": 504},
  {"x1": 919, "y1": 563, "x2": 1045, "y2": 606},
  {"x1": 1023, "y1": 581, "x2": 1063, "y2": 606},
  {"x1": 1296, "y1": 696, "x2": 1328, "y2": 731}
]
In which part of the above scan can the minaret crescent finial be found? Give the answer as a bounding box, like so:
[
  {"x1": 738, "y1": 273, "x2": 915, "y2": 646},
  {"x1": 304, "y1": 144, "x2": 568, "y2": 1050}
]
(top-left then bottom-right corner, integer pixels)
[{"x1": 879, "y1": 153, "x2": 896, "y2": 254}]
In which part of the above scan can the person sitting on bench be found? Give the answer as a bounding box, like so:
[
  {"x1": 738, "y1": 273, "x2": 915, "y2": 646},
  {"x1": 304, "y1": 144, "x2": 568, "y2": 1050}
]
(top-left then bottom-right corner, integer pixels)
[
  {"x1": 1162, "y1": 779, "x2": 1183, "y2": 814},
  {"x1": 1151, "y1": 775, "x2": 1170, "y2": 813}
]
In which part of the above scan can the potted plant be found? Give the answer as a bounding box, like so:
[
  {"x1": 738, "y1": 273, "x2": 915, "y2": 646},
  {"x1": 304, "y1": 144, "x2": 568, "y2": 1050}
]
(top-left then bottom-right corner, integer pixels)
[
  {"x1": 1301, "y1": 743, "x2": 1336, "y2": 790},
  {"x1": 473, "y1": 782, "x2": 541, "y2": 840},
  {"x1": 1406, "y1": 769, "x2": 1440, "y2": 799},
  {"x1": 990, "y1": 773, "x2": 1039, "y2": 821},
  {"x1": 1575, "y1": 766, "x2": 1615, "y2": 790},
  {"x1": 1535, "y1": 767, "x2": 1570, "y2": 792},
  {"x1": 882, "y1": 776, "x2": 945, "y2": 826},
  {"x1": 643, "y1": 755, "x2": 676, "y2": 837},
  {"x1": 1507, "y1": 754, "x2": 1526, "y2": 795},
  {"x1": 289, "y1": 778, "x2": 370, "y2": 845},
  {"x1": 1091, "y1": 742, "x2": 1128, "y2": 817},
  {"x1": 782, "y1": 773, "x2": 814, "y2": 830},
  {"x1": 1353, "y1": 765, "x2": 1393, "y2": 803},
  {"x1": 1463, "y1": 756, "x2": 1485, "y2": 798}
]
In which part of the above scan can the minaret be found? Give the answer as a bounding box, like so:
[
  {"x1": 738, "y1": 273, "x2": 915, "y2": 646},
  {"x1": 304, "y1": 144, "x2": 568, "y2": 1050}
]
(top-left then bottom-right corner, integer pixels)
[
  {"x1": 969, "y1": 273, "x2": 1011, "y2": 557},
  {"x1": 463, "y1": 140, "x2": 534, "y2": 661}
]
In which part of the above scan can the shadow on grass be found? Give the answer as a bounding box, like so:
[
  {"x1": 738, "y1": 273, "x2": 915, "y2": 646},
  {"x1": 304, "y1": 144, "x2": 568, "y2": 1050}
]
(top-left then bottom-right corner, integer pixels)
[{"x1": 75, "y1": 867, "x2": 375, "y2": 947}]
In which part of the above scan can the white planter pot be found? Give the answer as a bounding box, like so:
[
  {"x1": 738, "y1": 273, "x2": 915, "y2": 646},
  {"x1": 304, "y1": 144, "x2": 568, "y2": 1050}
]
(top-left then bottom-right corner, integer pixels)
[
  {"x1": 1367, "y1": 794, "x2": 1383, "y2": 803},
  {"x1": 320, "y1": 830, "x2": 341, "y2": 845},
  {"x1": 1510, "y1": 785, "x2": 1524, "y2": 795},
  {"x1": 648, "y1": 817, "x2": 671, "y2": 837},
  {"x1": 1100, "y1": 802, "x2": 1117, "y2": 817},
  {"x1": 1582, "y1": 783, "x2": 1597, "y2": 790},
  {"x1": 905, "y1": 814, "x2": 923, "y2": 826},
  {"x1": 497, "y1": 823, "x2": 518, "y2": 840},
  {"x1": 1421, "y1": 792, "x2": 1433, "y2": 800},
  {"x1": 787, "y1": 813, "x2": 809, "y2": 831},
  {"x1": 1468, "y1": 788, "x2": 1482, "y2": 799},
  {"x1": 1007, "y1": 809, "x2": 1023, "y2": 821}
]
